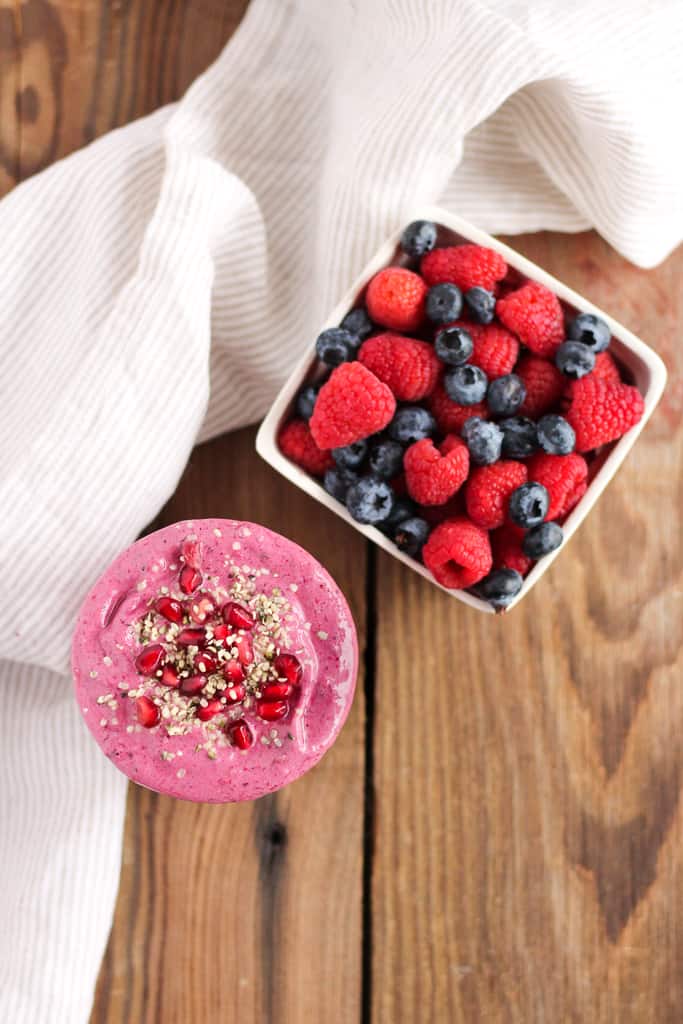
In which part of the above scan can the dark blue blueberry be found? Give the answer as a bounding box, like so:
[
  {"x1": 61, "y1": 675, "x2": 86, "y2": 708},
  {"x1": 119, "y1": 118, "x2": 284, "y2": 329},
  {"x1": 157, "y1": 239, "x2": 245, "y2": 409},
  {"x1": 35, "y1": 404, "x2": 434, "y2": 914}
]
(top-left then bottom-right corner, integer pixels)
[
  {"x1": 425, "y1": 283, "x2": 463, "y2": 324},
  {"x1": 388, "y1": 406, "x2": 436, "y2": 445},
  {"x1": 332, "y1": 439, "x2": 368, "y2": 470},
  {"x1": 508, "y1": 482, "x2": 549, "y2": 528},
  {"x1": 464, "y1": 286, "x2": 496, "y2": 324},
  {"x1": 340, "y1": 307, "x2": 374, "y2": 342},
  {"x1": 567, "y1": 312, "x2": 611, "y2": 353},
  {"x1": 487, "y1": 374, "x2": 526, "y2": 418},
  {"x1": 384, "y1": 496, "x2": 417, "y2": 529},
  {"x1": 393, "y1": 516, "x2": 430, "y2": 557},
  {"x1": 555, "y1": 340, "x2": 596, "y2": 379},
  {"x1": 461, "y1": 417, "x2": 503, "y2": 465},
  {"x1": 476, "y1": 569, "x2": 523, "y2": 608},
  {"x1": 444, "y1": 364, "x2": 488, "y2": 405},
  {"x1": 368, "y1": 439, "x2": 404, "y2": 479},
  {"x1": 315, "y1": 327, "x2": 357, "y2": 366},
  {"x1": 499, "y1": 417, "x2": 538, "y2": 459},
  {"x1": 295, "y1": 384, "x2": 320, "y2": 421},
  {"x1": 522, "y1": 521, "x2": 563, "y2": 559},
  {"x1": 400, "y1": 220, "x2": 438, "y2": 258},
  {"x1": 346, "y1": 476, "x2": 395, "y2": 525},
  {"x1": 536, "y1": 414, "x2": 575, "y2": 455},
  {"x1": 323, "y1": 466, "x2": 359, "y2": 503},
  {"x1": 434, "y1": 325, "x2": 473, "y2": 366}
]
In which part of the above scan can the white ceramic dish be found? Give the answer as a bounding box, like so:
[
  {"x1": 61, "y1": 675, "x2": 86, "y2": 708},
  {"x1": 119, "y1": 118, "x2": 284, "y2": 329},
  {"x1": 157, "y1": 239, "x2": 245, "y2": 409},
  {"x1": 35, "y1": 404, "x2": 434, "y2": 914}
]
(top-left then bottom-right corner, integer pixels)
[{"x1": 256, "y1": 206, "x2": 667, "y2": 613}]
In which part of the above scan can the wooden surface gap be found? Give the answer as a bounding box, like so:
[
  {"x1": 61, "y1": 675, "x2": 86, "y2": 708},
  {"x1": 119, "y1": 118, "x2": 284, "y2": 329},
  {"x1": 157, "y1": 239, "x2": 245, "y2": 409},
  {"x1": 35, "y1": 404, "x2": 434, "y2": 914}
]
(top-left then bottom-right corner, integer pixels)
[{"x1": 361, "y1": 543, "x2": 378, "y2": 1024}]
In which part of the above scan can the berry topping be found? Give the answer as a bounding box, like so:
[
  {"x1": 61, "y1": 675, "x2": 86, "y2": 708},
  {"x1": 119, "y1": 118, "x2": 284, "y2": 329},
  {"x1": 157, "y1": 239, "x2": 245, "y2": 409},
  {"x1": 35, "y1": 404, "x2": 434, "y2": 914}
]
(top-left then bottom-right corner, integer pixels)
[
  {"x1": 434, "y1": 325, "x2": 473, "y2": 366},
  {"x1": 160, "y1": 664, "x2": 180, "y2": 688},
  {"x1": 197, "y1": 699, "x2": 223, "y2": 722},
  {"x1": 393, "y1": 516, "x2": 430, "y2": 556},
  {"x1": 565, "y1": 377, "x2": 644, "y2": 452},
  {"x1": 515, "y1": 354, "x2": 564, "y2": 418},
  {"x1": 567, "y1": 312, "x2": 611, "y2": 352},
  {"x1": 496, "y1": 281, "x2": 564, "y2": 356},
  {"x1": 444, "y1": 364, "x2": 488, "y2": 405},
  {"x1": 464, "y1": 286, "x2": 496, "y2": 324},
  {"x1": 278, "y1": 419, "x2": 334, "y2": 477},
  {"x1": 262, "y1": 682, "x2": 292, "y2": 700},
  {"x1": 235, "y1": 634, "x2": 254, "y2": 665},
  {"x1": 426, "y1": 283, "x2": 463, "y2": 324},
  {"x1": 522, "y1": 522, "x2": 564, "y2": 558},
  {"x1": 499, "y1": 417, "x2": 538, "y2": 459},
  {"x1": 213, "y1": 623, "x2": 229, "y2": 643},
  {"x1": 187, "y1": 594, "x2": 216, "y2": 624},
  {"x1": 388, "y1": 406, "x2": 436, "y2": 445},
  {"x1": 358, "y1": 333, "x2": 440, "y2": 401},
  {"x1": 181, "y1": 537, "x2": 202, "y2": 570},
  {"x1": 135, "y1": 644, "x2": 165, "y2": 676},
  {"x1": 536, "y1": 415, "x2": 575, "y2": 455},
  {"x1": 179, "y1": 564, "x2": 202, "y2": 595},
  {"x1": 527, "y1": 452, "x2": 588, "y2": 520},
  {"x1": 487, "y1": 374, "x2": 526, "y2": 417},
  {"x1": 368, "y1": 439, "x2": 404, "y2": 479},
  {"x1": 224, "y1": 682, "x2": 247, "y2": 704},
  {"x1": 176, "y1": 627, "x2": 206, "y2": 647},
  {"x1": 477, "y1": 568, "x2": 523, "y2": 609},
  {"x1": 422, "y1": 517, "x2": 492, "y2": 589},
  {"x1": 257, "y1": 699, "x2": 290, "y2": 722},
  {"x1": 310, "y1": 362, "x2": 396, "y2": 449},
  {"x1": 366, "y1": 267, "x2": 427, "y2": 332},
  {"x1": 465, "y1": 461, "x2": 528, "y2": 530},
  {"x1": 315, "y1": 327, "x2": 357, "y2": 366},
  {"x1": 346, "y1": 476, "x2": 395, "y2": 525},
  {"x1": 194, "y1": 651, "x2": 218, "y2": 674},
  {"x1": 341, "y1": 306, "x2": 374, "y2": 340},
  {"x1": 401, "y1": 219, "x2": 438, "y2": 258},
  {"x1": 461, "y1": 417, "x2": 503, "y2": 465},
  {"x1": 180, "y1": 674, "x2": 207, "y2": 697},
  {"x1": 404, "y1": 436, "x2": 469, "y2": 506},
  {"x1": 508, "y1": 482, "x2": 550, "y2": 528},
  {"x1": 421, "y1": 244, "x2": 507, "y2": 292},
  {"x1": 155, "y1": 596, "x2": 183, "y2": 623},
  {"x1": 228, "y1": 720, "x2": 253, "y2": 750},
  {"x1": 555, "y1": 340, "x2": 596, "y2": 379},
  {"x1": 136, "y1": 696, "x2": 160, "y2": 728},
  {"x1": 223, "y1": 659, "x2": 245, "y2": 685}
]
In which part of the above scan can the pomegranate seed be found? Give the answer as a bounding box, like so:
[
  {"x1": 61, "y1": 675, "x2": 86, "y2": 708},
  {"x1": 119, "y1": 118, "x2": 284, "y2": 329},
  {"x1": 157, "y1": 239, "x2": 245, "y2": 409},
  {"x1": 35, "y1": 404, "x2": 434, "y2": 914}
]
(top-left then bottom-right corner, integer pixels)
[
  {"x1": 261, "y1": 682, "x2": 291, "y2": 700},
  {"x1": 176, "y1": 627, "x2": 206, "y2": 647},
  {"x1": 213, "y1": 623, "x2": 229, "y2": 643},
  {"x1": 224, "y1": 682, "x2": 246, "y2": 704},
  {"x1": 197, "y1": 698, "x2": 222, "y2": 722},
  {"x1": 187, "y1": 594, "x2": 216, "y2": 624},
  {"x1": 179, "y1": 565, "x2": 202, "y2": 594},
  {"x1": 273, "y1": 652, "x2": 302, "y2": 686},
  {"x1": 181, "y1": 536, "x2": 202, "y2": 570},
  {"x1": 155, "y1": 596, "x2": 184, "y2": 624},
  {"x1": 256, "y1": 699, "x2": 289, "y2": 721},
  {"x1": 223, "y1": 659, "x2": 245, "y2": 685},
  {"x1": 134, "y1": 644, "x2": 165, "y2": 676},
  {"x1": 160, "y1": 663, "x2": 180, "y2": 687},
  {"x1": 180, "y1": 674, "x2": 206, "y2": 696},
  {"x1": 136, "y1": 696, "x2": 160, "y2": 728},
  {"x1": 228, "y1": 719, "x2": 253, "y2": 750},
  {"x1": 235, "y1": 634, "x2": 254, "y2": 665},
  {"x1": 195, "y1": 651, "x2": 218, "y2": 674},
  {"x1": 223, "y1": 602, "x2": 255, "y2": 630}
]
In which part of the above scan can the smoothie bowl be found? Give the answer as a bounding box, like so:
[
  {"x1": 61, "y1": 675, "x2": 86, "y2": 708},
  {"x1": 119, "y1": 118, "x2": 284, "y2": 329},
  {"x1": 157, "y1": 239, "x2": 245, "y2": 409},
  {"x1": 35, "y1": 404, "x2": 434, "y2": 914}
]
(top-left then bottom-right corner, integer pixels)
[{"x1": 72, "y1": 519, "x2": 358, "y2": 801}]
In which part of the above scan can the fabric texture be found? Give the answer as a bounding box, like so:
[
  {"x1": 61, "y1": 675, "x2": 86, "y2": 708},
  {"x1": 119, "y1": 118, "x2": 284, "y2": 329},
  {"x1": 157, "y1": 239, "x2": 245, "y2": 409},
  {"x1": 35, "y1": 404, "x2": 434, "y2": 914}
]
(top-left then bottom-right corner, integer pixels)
[{"x1": 1, "y1": 0, "x2": 681, "y2": 1019}]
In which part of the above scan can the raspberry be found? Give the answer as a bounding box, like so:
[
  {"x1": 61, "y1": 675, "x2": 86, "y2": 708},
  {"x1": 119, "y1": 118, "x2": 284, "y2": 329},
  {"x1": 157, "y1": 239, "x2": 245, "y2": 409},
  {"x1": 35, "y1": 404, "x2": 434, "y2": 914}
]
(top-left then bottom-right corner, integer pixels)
[
  {"x1": 562, "y1": 350, "x2": 623, "y2": 410},
  {"x1": 448, "y1": 321, "x2": 518, "y2": 379},
  {"x1": 422, "y1": 516, "x2": 492, "y2": 589},
  {"x1": 496, "y1": 281, "x2": 564, "y2": 357},
  {"x1": 404, "y1": 436, "x2": 469, "y2": 506},
  {"x1": 278, "y1": 419, "x2": 333, "y2": 477},
  {"x1": 366, "y1": 267, "x2": 427, "y2": 332},
  {"x1": 516, "y1": 354, "x2": 564, "y2": 418},
  {"x1": 565, "y1": 377, "x2": 644, "y2": 452},
  {"x1": 310, "y1": 362, "x2": 396, "y2": 449},
  {"x1": 490, "y1": 524, "x2": 532, "y2": 576},
  {"x1": 421, "y1": 244, "x2": 507, "y2": 292},
  {"x1": 527, "y1": 452, "x2": 588, "y2": 520},
  {"x1": 465, "y1": 461, "x2": 528, "y2": 530},
  {"x1": 358, "y1": 332, "x2": 440, "y2": 401},
  {"x1": 429, "y1": 378, "x2": 488, "y2": 434}
]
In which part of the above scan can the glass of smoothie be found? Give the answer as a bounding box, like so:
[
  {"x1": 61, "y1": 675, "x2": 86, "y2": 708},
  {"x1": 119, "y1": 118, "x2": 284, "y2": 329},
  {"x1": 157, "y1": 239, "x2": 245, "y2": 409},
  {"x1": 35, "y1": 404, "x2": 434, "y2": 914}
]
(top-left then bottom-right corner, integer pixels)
[{"x1": 72, "y1": 519, "x2": 358, "y2": 801}]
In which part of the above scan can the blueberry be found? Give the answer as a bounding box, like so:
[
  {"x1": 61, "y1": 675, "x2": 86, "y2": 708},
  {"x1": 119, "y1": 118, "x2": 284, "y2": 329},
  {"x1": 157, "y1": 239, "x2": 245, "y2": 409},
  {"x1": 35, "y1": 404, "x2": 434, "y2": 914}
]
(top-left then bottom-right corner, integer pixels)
[
  {"x1": 332, "y1": 440, "x2": 368, "y2": 470},
  {"x1": 394, "y1": 517, "x2": 430, "y2": 557},
  {"x1": 522, "y1": 521, "x2": 563, "y2": 558},
  {"x1": 477, "y1": 568, "x2": 523, "y2": 608},
  {"x1": 567, "y1": 312, "x2": 610, "y2": 353},
  {"x1": 555, "y1": 340, "x2": 596, "y2": 379},
  {"x1": 461, "y1": 417, "x2": 503, "y2": 465},
  {"x1": 464, "y1": 286, "x2": 496, "y2": 324},
  {"x1": 340, "y1": 307, "x2": 374, "y2": 342},
  {"x1": 295, "y1": 384, "x2": 320, "y2": 421},
  {"x1": 368, "y1": 439, "x2": 404, "y2": 479},
  {"x1": 426, "y1": 283, "x2": 463, "y2": 324},
  {"x1": 315, "y1": 327, "x2": 357, "y2": 366},
  {"x1": 499, "y1": 417, "x2": 538, "y2": 459},
  {"x1": 346, "y1": 476, "x2": 395, "y2": 525},
  {"x1": 536, "y1": 414, "x2": 575, "y2": 455},
  {"x1": 384, "y1": 496, "x2": 417, "y2": 529},
  {"x1": 434, "y1": 325, "x2": 473, "y2": 366},
  {"x1": 444, "y1": 364, "x2": 488, "y2": 405},
  {"x1": 400, "y1": 220, "x2": 437, "y2": 258},
  {"x1": 323, "y1": 466, "x2": 359, "y2": 503},
  {"x1": 388, "y1": 406, "x2": 436, "y2": 445},
  {"x1": 508, "y1": 482, "x2": 549, "y2": 528},
  {"x1": 487, "y1": 374, "x2": 526, "y2": 417}
]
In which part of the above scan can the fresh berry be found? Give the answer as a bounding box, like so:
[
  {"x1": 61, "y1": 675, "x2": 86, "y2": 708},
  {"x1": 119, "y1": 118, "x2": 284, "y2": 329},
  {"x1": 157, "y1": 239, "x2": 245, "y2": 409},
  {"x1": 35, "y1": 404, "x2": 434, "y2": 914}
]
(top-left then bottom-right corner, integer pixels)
[
  {"x1": 556, "y1": 340, "x2": 596, "y2": 379},
  {"x1": 323, "y1": 466, "x2": 359, "y2": 502},
  {"x1": 591, "y1": 350, "x2": 621, "y2": 384},
  {"x1": 508, "y1": 482, "x2": 550, "y2": 528},
  {"x1": 368, "y1": 438, "x2": 404, "y2": 479},
  {"x1": 346, "y1": 476, "x2": 395, "y2": 524},
  {"x1": 315, "y1": 327, "x2": 357, "y2": 366},
  {"x1": 179, "y1": 564, "x2": 202, "y2": 595},
  {"x1": 333, "y1": 439, "x2": 368, "y2": 469},
  {"x1": 197, "y1": 699, "x2": 223, "y2": 722},
  {"x1": 228, "y1": 720, "x2": 253, "y2": 750},
  {"x1": 516, "y1": 354, "x2": 564, "y2": 417},
  {"x1": 421, "y1": 244, "x2": 507, "y2": 291},
  {"x1": 499, "y1": 417, "x2": 538, "y2": 459},
  {"x1": 195, "y1": 651, "x2": 218, "y2": 674},
  {"x1": 257, "y1": 699, "x2": 290, "y2": 721},
  {"x1": 465, "y1": 461, "x2": 528, "y2": 529},
  {"x1": 565, "y1": 378, "x2": 644, "y2": 452},
  {"x1": 310, "y1": 363, "x2": 396, "y2": 449},
  {"x1": 366, "y1": 267, "x2": 427, "y2": 332},
  {"x1": 425, "y1": 283, "x2": 463, "y2": 324},
  {"x1": 388, "y1": 406, "x2": 436, "y2": 445},
  {"x1": 527, "y1": 452, "x2": 588, "y2": 520},
  {"x1": 444, "y1": 364, "x2": 488, "y2": 405},
  {"x1": 136, "y1": 696, "x2": 160, "y2": 728},
  {"x1": 180, "y1": 675, "x2": 207, "y2": 697},
  {"x1": 461, "y1": 417, "x2": 503, "y2": 465},
  {"x1": 383, "y1": 496, "x2": 417, "y2": 532},
  {"x1": 477, "y1": 569, "x2": 523, "y2": 609},
  {"x1": 487, "y1": 374, "x2": 526, "y2": 417},
  {"x1": 429, "y1": 380, "x2": 488, "y2": 434},
  {"x1": 223, "y1": 602, "x2": 255, "y2": 630},
  {"x1": 160, "y1": 664, "x2": 180, "y2": 688},
  {"x1": 401, "y1": 219, "x2": 438, "y2": 258},
  {"x1": 278, "y1": 419, "x2": 334, "y2": 476},
  {"x1": 155, "y1": 596, "x2": 183, "y2": 624},
  {"x1": 273, "y1": 652, "x2": 303, "y2": 685},
  {"x1": 490, "y1": 524, "x2": 532, "y2": 576},
  {"x1": 358, "y1": 332, "x2": 440, "y2": 401},
  {"x1": 187, "y1": 594, "x2": 216, "y2": 625},
  {"x1": 135, "y1": 644, "x2": 165, "y2": 676},
  {"x1": 296, "y1": 384, "x2": 320, "y2": 421},
  {"x1": 224, "y1": 681, "x2": 246, "y2": 704},
  {"x1": 404, "y1": 436, "x2": 469, "y2": 506},
  {"x1": 464, "y1": 286, "x2": 496, "y2": 324},
  {"x1": 434, "y1": 325, "x2": 473, "y2": 365},
  {"x1": 394, "y1": 516, "x2": 431, "y2": 556},
  {"x1": 176, "y1": 627, "x2": 206, "y2": 646},
  {"x1": 422, "y1": 517, "x2": 492, "y2": 589},
  {"x1": 537, "y1": 415, "x2": 575, "y2": 455},
  {"x1": 567, "y1": 312, "x2": 610, "y2": 352},
  {"x1": 522, "y1": 522, "x2": 564, "y2": 558},
  {"x1": 496, "y1": 281, "x2": 564, "y2": 356},
  {"x1": 465, "y1": 322, "x2": 519, "y2": 379},
  {"x1": 341, "y1": 306, "x2": 374, "y2": 341}
]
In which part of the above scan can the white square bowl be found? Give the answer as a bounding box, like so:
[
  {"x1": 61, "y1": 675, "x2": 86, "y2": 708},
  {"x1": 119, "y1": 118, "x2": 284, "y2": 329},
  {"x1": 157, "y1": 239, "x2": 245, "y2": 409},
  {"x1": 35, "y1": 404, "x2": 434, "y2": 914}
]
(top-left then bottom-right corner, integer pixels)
[{"x1": 256, "y1": 206, "x2": 667, "y2": 613}]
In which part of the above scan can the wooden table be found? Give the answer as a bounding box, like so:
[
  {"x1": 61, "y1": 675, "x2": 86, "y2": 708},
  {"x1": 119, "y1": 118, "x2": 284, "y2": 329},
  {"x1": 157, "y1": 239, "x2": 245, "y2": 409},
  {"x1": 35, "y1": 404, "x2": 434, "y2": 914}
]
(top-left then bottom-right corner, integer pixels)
[{"x1": 4, "y1": 3, "x2": 682, "y2": 1020}]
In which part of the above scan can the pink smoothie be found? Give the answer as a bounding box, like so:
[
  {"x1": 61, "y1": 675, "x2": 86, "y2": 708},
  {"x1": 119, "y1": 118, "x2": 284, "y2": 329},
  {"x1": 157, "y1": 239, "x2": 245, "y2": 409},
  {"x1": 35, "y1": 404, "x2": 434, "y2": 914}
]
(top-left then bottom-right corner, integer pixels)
[{"x1": 72, "y1": 519, "x2": 358, "y2": 801}]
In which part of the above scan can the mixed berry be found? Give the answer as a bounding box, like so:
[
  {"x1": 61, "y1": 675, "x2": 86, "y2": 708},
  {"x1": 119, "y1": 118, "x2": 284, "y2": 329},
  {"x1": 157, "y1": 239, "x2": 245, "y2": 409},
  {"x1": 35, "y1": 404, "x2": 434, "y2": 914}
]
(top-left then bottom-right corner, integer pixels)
[{"x1": 277, "y1": 221, "x2": 645, "y2": 609}]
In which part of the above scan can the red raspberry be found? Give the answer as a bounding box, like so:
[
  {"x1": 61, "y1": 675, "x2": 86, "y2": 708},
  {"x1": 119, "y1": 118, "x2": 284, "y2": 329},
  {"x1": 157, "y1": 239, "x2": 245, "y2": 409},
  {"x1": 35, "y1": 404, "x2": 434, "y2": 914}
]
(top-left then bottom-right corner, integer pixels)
[
  {"x1": 563, "y1": 350, "x2": 623, "y2": 410},
  {"x1": 358, "y1": 332, "x2": 440, "y2": 401},
  {"x1": 309, "y1": 362, "x2": 396, "y2": 449},
  {"x1": 422, "y1": 516, "x2": 492, "y2": 589},
  {"x1": 366, "y1": 267, "x2": 427, "y2": 332},
  {"x1": 404, "y1": 436, "x2": 469, "y2": 506},
  {"x1": 516, "y1": 354, "x2": 564, "y2": 418},
  {"x1": 496, "y1": 281, "x2": 564, "y2": 357},
  {"x1": 429, "y1": 377, "x2": 488, "y2": 434},
  {"x1": 465, "y1": 461, "x2": 528, "y2": 530},
  {"x1": 466, "y1": 322, "x2": 519, "y2": 378},
  {"x1": 421, "y1": 244, "x2": 507, "y2": 291},
  {"x1": 565, "y1": 377, "x2": 644, "y2": 452},
  {"x1": 278, "y1": 419, "x2": 333, "y2": 477},
  {"x1": 490, "y1": 524, "x2": 532, "y2": 575},
  {"x1": 527, "y1": 452, "x2": 589, "y2": 520}
]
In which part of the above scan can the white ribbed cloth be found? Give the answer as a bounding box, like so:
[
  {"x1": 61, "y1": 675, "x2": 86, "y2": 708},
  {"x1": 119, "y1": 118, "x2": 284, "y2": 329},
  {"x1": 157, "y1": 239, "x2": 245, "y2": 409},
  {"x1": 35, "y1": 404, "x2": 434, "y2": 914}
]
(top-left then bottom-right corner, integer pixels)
[{"x1": 1, "y1": 1, "x2": 681, "y2": 1019}]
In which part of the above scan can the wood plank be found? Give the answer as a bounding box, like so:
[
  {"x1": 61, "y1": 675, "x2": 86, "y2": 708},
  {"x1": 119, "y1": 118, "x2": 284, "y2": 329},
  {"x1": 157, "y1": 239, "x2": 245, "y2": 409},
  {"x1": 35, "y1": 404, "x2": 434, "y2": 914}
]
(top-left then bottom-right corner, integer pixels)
[{"x1": 371, "y1": 229, "x2": 683, "y2": 1023}]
